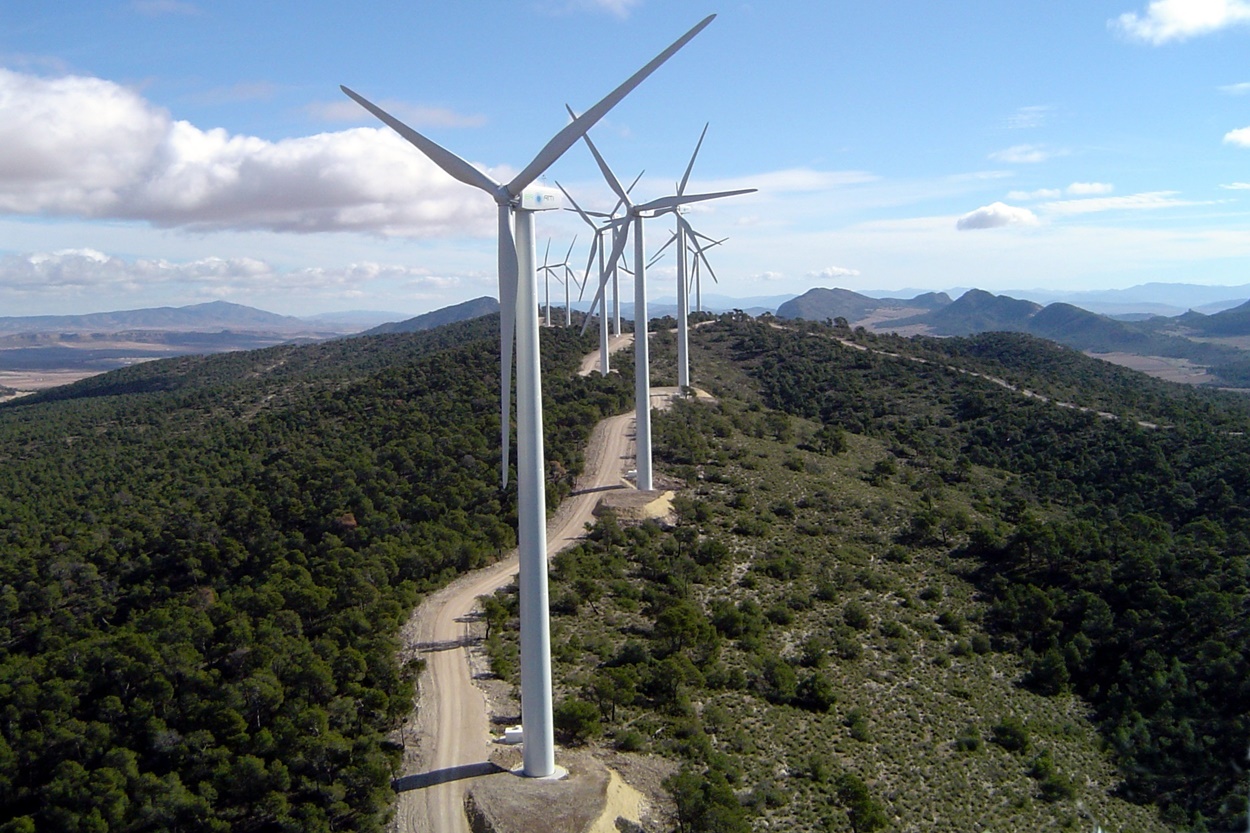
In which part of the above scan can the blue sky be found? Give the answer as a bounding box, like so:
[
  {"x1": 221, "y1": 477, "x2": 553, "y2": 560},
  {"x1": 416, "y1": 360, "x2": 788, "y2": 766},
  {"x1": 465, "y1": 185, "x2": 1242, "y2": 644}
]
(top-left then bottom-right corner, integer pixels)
[{"x1": 2, "y1": 0, "x2": 1249, "y2": 317}]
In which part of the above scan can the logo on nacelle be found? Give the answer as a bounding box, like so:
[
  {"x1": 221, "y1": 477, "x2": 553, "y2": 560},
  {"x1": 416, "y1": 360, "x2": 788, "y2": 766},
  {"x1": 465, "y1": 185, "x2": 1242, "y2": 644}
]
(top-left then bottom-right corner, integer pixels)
[{"x1": 519, "y1": 188, "x2": 562, "y2": 211}]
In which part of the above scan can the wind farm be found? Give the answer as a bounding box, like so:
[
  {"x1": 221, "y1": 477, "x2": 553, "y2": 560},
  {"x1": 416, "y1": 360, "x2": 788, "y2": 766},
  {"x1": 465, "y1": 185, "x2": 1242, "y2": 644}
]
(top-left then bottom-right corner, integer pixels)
[
  {"x1": 344, "y1": 12, "x2": 722, "y2": 781},
  {"x1": 5, "y1": 4, "x2": 1250, "y2": 833}
]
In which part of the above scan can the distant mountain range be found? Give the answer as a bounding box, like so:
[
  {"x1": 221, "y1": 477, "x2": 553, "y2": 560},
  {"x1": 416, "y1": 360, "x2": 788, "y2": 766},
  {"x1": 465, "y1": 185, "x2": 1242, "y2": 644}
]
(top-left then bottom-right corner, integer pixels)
[
  {"x1": 0, "y1": 298, "x2": 505, "y2": 378},
  {"x1": 777, "y1": 285, "x2": 1250, "y2": 386},
  {"x1": 360, "y1": 296, "x2": 499, "y2": 335},
  {"x1": 0, "y1": 301, "x2": 318, "y2": 335},
  {"x1": 779, "y1": 285, "x2": 1250, "y2": 339},
  {"x1": 776, "y1": 287, "x2": 951, "y2": 323},
  {"x1": 7, "y1": 283, "x2": 1250, "y2": 382}
]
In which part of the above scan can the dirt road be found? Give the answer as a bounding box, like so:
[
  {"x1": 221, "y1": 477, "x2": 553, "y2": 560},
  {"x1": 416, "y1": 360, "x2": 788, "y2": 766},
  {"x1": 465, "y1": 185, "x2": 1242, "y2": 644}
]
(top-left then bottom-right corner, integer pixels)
[
  {"x1": 392, "y1": 350, "x2": 649, "y2": 833},
  {"x1": 577, "y1": 333, "x2": 634, "y2": 377}
]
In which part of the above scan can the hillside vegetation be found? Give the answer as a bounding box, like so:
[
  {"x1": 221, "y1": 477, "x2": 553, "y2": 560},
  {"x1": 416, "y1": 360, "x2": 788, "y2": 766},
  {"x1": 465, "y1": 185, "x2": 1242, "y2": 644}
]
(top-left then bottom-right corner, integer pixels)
[
  {"x1": 488, "y1": 317, "x2": 1248, "y2": 832},
  {"x1": 0, "y1": 319, "x2": 630, "y2": 832},
  {"x1": 2, "y1": 312, "x2": 1246, "y2": 832}
]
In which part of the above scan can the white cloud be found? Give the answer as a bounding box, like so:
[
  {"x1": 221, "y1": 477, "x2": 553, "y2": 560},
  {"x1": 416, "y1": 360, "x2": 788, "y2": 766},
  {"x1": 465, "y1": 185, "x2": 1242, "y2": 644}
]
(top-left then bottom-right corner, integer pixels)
[
  {"x1": 706, "y1": 168, "x2": 876, "y2": 194},
  {"x1": 311, "y1": 98, "x2": 487, "y2": 128},
  {"x1": 0, "y1": 249, "x2": 459, "y2": 300},
  {"x1": 1067, "y1": 181, "x2": 1115, "y2": 195},
  {"x1": 989, "y1": 144, "x2": 1056, "y2": 164},
  {"x1": 956, "y1": 202, "x2": 1040, "y2": 230},
  {"x1": 1113, "y1": 0, "x2": 1250, "y2": 44},
  {"x1": 750, "y1": 271, "x2": 786, "y2": 282},
  {"x1": 1008, "y1": 183, "x2": 1114, "y2": 201},
  {"x1": 0, "y1": 67, "x2": 501, "y2": 238},
  {"x1": 1039, "y1": 191, "x2": 1203, "y2": 215},
  {"x1": 1005, "y1": 105, "x2": 1052, "y2": 129},
  {"x1": 1007, "y1": 188, "x2": 1062, "y2": 201},
  {"x1": 1225, "y1": 126, "x2": 1250, "y2": 146},
  {"x1": 1221, "y1": 181, "x2": 1250, "y2": 189},
  {"x1": 1220, "y1": 81, "x2": 1250, "y2": 94},
  {"x1": 808, "y1": 266, "x2": 861, "y2": 279}
]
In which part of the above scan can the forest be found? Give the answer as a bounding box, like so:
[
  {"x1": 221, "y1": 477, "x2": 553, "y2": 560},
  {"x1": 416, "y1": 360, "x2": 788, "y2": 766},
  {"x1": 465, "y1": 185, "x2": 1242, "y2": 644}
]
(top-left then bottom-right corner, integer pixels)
[
  {"x1": 0, "y1": 319, "x2": 629, "y2": 832},
  {"x1": 483, "y1": 316, "x2": 1248, "y2": 831},
  {"x1": 724, "y1": 319, "x2": 1250, "y2": 829},
  {"x1": 2, "y1": 311, "x2": 1247, "y2": 831}
]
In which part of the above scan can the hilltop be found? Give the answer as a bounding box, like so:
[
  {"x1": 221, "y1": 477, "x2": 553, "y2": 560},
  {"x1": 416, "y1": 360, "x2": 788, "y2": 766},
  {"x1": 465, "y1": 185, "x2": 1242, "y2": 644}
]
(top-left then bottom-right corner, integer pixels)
[
  {"x1": 1, "y1": 312, "x2": 1247, "y2": 831},
  {"x1": 780, "y1": 286, "x2": 1250, "y2": 387},
  {"x1": 361, "y1": 295, "x2": 500, "y2": 335}
]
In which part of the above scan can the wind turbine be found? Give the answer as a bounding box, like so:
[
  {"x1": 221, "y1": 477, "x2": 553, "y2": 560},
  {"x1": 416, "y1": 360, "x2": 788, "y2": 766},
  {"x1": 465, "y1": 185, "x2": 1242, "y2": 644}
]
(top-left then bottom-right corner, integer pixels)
[
  {"x1": 576, "y1": 129, "x2": 755, "y2": 492},
  {"x1": 539, "y1": 237, "x2": 577, "y2": 327},
  {"x1": 662, "y1": 123, "x2": 743, "y2": 391},
  {"x1": 557, "y1": 181, "x2": 631, "y2": 373},
  {"x1": 688, "y1": 230, "x2": 727, "y2": 313},
  {"x1": 341, "y1": 13, "x2": 716, "y2": 780},
  {"x1": 651, "y1": 219, "x2": 733, "y2": 387}
]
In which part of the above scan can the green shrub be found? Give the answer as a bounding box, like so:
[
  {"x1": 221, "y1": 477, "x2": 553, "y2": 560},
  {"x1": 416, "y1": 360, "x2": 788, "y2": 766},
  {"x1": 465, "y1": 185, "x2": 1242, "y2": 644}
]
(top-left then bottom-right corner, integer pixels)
[
  {"x1": 615, "y1": 729, "x2": 645, "y2": 752},
  {"x1": 843, "y1": 601, "x2": 871, "y2": 630},
  {"x1": 991, "y1": 716, "x2": 1030, "y2": 753},
  {"x1": 955, "y1": 725, "x2": 982, "y2": 753},
  {"x1": 553, "y1": 698, "x2": 601, "y2": 744}
]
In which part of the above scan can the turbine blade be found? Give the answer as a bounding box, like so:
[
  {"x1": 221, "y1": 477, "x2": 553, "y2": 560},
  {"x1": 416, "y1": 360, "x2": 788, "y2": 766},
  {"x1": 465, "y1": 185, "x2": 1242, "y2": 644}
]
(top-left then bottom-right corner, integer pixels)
[
  {"x1": 580, "y1": 223, "x2": 631, "y2": 336},
  {"x1": 677, "y1": 214, "x2": 722, "y2": 286},
  {"x1": 341, "y1": 86, "x2": 501, "y2": 196},
  {"x1": 678, "y1": 122, "x2": 709, "y2": 196},
  {"x1": 636, "y1": 187, "x2": 757, "y2": 214},
  {"x1": 698, "y1": 244, "x2": 720, "y2": 284},
  {"x1": 506, "y1": 14, "x2": 716, "y2": 195},
  {"x1": 626, "y1": 170, "x2": 645, "y2": 194},
  {"x1": 609, "y1": 169, "x2": 645, "y2": 217},
  {"x1": 570, "y1": 112, "x2": 631, "y2": 208},
  {"x1": 555, "y1": 181, "x2": 600, "y2": 230},
  {"x1": 497, "y1": 204, "x2": 518, "y2": 488},
  {"x1": 650, "y1": 230, "x2": 678, "y2": 265},
  {"x1": 578, "y1": 235, "x2": 600, "y2": 300}
]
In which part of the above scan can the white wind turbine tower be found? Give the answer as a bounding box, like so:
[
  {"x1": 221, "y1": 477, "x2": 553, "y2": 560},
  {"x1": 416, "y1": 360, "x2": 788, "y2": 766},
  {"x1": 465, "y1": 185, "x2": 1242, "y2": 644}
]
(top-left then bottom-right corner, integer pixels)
[
  {"x1": 556, "y1": 179, "x2": 637, "y2": 373},
  {"x1": 648, "y1": 123, "x2": 749, "y2": 391},
  {"x1": 341, "y1": 13, "x2": 715, "y2": 780},
  {"x1": 651, "y1": 230, "x2": 734, "y2": 387},
  {"x1": 539, "y1": 237, "x2": 577, "y2": 327},
  {"x1": 687, "y1": 230, "x2": 727, "y2": 313},
  {"x1": 577, "y1": 130, "x2": 754, "y2": 491}
]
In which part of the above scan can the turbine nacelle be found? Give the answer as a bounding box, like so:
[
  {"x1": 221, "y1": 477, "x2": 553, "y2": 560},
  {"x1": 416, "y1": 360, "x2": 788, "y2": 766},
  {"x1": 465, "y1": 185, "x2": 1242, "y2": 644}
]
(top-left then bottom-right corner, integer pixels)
[{"x1": 519, "y1": 187, "x2": 562, "y2": 212}]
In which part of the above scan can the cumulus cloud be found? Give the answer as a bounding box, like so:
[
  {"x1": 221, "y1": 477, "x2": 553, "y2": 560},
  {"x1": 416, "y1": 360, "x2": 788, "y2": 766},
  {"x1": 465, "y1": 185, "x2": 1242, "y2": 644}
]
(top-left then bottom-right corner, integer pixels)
[
  {"x1": 989, "y1": 144, "x2": 1056, "y2": 164},
  {"x1": 1225, "y1": 126, "x2": 1250, "y2": 146},
  {"x1": 0, "y1": 67, "x2": 501, "y2": 237},
  {"x1": 808, "y1": 266, "x2": 861, "y2": 279},
  {"x1": 1039, "y1": 191, "x2": 1202, "y2": 215},
  {"x1": 0, "y1": 249, "x2": 459, "y2": 300},
  {"x1": 750, "y1": 271, "x2": 786, "y2": 282},
  {"x1": 1221, "y1": 181, "x2": 1250, "y2": 189},
  {"x1": 955, "y1": 202, "x2": 1040, "y2": 231},
  {"x1": 1067, "y1": 181, "x2": 1115, "y2": 195},
  {"x1": 1113, "y1": 0, "x2": 1250, "y2": 44}
]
